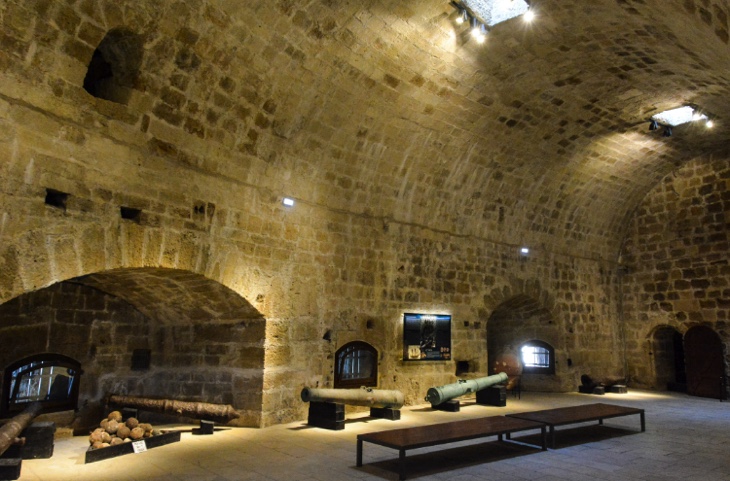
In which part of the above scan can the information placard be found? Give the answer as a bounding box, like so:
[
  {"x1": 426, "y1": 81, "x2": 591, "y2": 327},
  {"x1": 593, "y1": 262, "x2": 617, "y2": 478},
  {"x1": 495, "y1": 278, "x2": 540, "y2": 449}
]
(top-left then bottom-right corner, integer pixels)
[{"x1": 403, "y1": 313, "x2": 451, "y2": 361}]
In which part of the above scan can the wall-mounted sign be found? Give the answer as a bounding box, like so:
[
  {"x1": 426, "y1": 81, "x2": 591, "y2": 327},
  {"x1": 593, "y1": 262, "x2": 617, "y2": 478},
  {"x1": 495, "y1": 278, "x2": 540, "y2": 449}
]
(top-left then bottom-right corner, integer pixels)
[{"x1": 403, "y1": 313, "x2": 451, "y2": 361}]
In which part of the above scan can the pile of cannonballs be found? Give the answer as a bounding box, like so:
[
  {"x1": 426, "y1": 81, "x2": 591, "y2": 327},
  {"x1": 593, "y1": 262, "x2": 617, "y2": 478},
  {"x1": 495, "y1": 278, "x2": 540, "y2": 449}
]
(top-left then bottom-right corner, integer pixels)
[{"x1": 88, "y1": 411, "x2": 160, "y2": 449}]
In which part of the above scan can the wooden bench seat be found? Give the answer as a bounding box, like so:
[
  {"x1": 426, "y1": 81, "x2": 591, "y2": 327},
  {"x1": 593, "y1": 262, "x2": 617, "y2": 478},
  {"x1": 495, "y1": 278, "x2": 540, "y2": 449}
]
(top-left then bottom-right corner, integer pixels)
[
  {"x1": 356, "y1": 415, "x2": 546, "y2": 480},
  {"x1": 506, "y1": 402, "x2": 645, "y2": 448}
]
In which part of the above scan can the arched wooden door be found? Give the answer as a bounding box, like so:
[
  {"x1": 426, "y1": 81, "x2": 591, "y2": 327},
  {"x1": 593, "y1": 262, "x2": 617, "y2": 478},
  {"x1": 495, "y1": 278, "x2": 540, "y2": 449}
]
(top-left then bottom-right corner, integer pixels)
[{"x1": 684, "y1": 326, "x2": 725, "y2": 399}]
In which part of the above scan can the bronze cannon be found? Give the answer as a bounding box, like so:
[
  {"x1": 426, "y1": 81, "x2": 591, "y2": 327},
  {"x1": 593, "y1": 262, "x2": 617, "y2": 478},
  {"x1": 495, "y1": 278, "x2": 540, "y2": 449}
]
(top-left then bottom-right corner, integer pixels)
[{"x1": 425, "y1": 372, "x2": 508, "y2": 406}]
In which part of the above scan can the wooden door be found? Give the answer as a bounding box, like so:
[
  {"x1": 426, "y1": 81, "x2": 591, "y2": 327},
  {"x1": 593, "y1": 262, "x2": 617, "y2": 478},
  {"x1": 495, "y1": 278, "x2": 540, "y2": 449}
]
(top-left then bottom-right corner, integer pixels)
[{"x1": 684, "y1": 326, "x2": 725, "y2": 399}]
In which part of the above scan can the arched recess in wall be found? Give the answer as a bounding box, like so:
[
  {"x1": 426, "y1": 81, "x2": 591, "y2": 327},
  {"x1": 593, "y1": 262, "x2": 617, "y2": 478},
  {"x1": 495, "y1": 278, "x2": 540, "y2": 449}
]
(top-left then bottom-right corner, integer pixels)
[
  {"x1": 83, "y1": 28, "x2": 144, "y2": 104},
  {"x1": 648, "y1": 325, "x2": 686, "y2": 392},
  {"x1": 0, "y1": 267, "x2": 266, "y2": 429},
  {"x1": 684, "y1": 325, "x2": 726, "y2": 400},
  {"x1": 487, "y1": 294, "x2": 563, "y2": 392},
  {"x1": 334, "y1": 341, "x2": 378, "y2": 389}
]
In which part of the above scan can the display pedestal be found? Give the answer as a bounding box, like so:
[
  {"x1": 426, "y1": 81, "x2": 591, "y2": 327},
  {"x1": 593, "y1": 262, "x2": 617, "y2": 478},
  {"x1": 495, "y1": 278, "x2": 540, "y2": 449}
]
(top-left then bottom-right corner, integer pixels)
[
  {"x1": 431, "y1": 400, "x2": 460, "y2": 412},
  {"x1": 476, "y1": 386, "x2": 506, "y2": 407},
  {"x1": 307, "y1": 402, "x2": 345, "y2": 430},
  {"x1": 370, "y1": 407, "x2": 401, "y2": 420},
  {"x1": 0, "y1": 458, "x2": 21, "y2": 481}
]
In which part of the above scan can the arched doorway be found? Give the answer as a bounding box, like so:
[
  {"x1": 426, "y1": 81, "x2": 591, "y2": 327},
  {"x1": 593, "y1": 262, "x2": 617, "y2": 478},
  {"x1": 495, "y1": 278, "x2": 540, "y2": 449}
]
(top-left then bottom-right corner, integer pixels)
[
  {"x1": 651, "y1": 327, "x2": 686, "y2": 392},
  {"x1": 684, "y1": 326, "x2": 725, "y2": 399}
]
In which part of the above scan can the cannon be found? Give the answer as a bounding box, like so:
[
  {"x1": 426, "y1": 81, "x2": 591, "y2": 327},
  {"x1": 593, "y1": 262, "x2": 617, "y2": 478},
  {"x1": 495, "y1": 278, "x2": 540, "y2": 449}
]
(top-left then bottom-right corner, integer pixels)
[
  {"x1": 300, "y1": 387, "x2": 405, "y2": 430},
  {"x1": 425, "y1": 372, "x2": 508, "y2": 411},
  {"x1": 107, "y1": 395, "x2": 241, "y2": 431},
  {"x1": 301, "y1": 387, "x2": 405, "y2": 409}
]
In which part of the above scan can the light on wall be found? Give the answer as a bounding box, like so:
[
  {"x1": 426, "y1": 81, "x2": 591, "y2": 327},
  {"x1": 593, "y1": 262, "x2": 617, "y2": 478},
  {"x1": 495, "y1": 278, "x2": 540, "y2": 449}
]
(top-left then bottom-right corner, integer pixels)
[
  {"x1": 520, "y1": 247, "x2": 530, "y2": 256},
  {"x1": 282, "y1": 197, "x2": 295, "y2": 207}
]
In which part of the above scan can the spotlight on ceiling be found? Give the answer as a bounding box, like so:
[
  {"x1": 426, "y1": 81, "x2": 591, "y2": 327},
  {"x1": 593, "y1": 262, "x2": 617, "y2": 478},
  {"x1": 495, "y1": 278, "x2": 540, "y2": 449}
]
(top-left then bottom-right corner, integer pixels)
[
  {"x1": 456, "y1": 8, "x2": 468, "y2": 24},
  {"x1": 282, "y1": 197, "x2": 295, "y2": 207},
  {"x1": 706, "y1": 119, "x2": 714, "y2": 128},
  {"x1": 663, "y1": 126, "x2": 672, "y2": 137},
  {"x1": 523, "y1": 7, "x2": 535, "y2": 22},
  {"x1": 649, "y1": 119, "x2": 658, "y2": 131}
]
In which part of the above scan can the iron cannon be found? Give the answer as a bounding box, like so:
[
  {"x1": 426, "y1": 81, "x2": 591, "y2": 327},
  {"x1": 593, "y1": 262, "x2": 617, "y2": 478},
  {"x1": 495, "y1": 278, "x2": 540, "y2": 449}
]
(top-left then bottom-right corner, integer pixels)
[
  {"x1": 300, "y1": 386, "x2": 405, "y2": 409},
  {"x1": 425, "y1": 372, "x2": 508, "y2": 406},
  {"x1": 107, "y1": 395, "x2": 241, "y2": 422}
]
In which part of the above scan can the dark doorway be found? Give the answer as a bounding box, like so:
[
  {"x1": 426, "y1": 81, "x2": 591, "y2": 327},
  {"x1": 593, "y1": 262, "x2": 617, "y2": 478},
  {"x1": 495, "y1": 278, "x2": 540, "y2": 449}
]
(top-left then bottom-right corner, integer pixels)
[
  {"x1": 684, "y1": 326, "x2": 725, "y2": 400},
  {"x1": 653, "y1": 327, "x2": 686, "y2": 392}
]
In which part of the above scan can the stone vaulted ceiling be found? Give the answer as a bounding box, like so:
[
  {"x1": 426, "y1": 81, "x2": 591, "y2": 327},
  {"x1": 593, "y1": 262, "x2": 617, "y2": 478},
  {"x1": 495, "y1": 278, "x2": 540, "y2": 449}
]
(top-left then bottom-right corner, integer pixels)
[
  {"x1": 211, "y1": 0, "x2": 730, "y2": 257},
  {"x1": 4, "y1": 0, "x2": 730, "y2": 261}
]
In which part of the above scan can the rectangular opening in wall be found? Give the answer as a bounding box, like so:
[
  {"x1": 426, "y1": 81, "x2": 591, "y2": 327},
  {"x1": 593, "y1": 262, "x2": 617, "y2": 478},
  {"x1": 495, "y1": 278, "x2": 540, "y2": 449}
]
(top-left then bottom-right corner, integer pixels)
[
  {"x1": 45, "y1": 189, "x2": 69, "y2": 211},
  {"x1": 131, "y1": 349, "x2": 151, "y2": 371},
  {"x1": 120, "y1": 206, "x2": 142, "y2": 223}
]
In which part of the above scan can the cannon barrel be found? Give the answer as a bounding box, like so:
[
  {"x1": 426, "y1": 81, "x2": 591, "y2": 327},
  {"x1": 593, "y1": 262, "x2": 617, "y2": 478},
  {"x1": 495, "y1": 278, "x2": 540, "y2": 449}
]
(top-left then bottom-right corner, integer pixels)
[
  {"x1": 0, "y1": 402, "x2": 42, "y2": 457},
  {"x1": 108, "y1": 395, "x2": 241, "y2": 421},
  {"x1": 300, "y1": 387, "x2": 405, "y2": 409},
  {"x1": 425, "y1": 372, "x2": 508, "y2": 405}
]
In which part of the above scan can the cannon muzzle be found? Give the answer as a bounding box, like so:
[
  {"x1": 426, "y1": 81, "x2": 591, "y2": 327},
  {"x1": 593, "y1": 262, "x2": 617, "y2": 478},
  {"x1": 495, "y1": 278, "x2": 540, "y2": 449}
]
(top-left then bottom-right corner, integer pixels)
[
  {"x1": 300, "y1": 387, "x2": 405, "y2": 409},
  {"x1": 425, "y1": 372, "x2": 508, "y2": 405}
]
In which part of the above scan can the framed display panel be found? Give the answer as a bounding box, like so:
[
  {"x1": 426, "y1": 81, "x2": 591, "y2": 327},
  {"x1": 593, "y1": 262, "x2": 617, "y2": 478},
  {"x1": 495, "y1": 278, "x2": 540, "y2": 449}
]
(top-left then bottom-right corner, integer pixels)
[{"x1": 403, "y1": 313, "x2": 451, "y2": 361}]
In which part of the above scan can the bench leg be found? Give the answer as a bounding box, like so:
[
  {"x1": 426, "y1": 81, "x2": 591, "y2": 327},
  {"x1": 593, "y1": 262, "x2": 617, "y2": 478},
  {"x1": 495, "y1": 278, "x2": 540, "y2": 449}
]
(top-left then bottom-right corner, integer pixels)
[
  {"x1": 498, "y1": 433, "x2": 503, "y2": 442},
  {"x1": 399, "y1": 449, "x2": 407, "y2": 480},
  {"x1": 640, "y1": 412, "x2": 645, "y2": 432},
  {"x1": 540, "y1": 426, "x2": 547, "y2": 451},
  {"x1": 356, "y1": 439, "x2": 363, "y2": 467},
  {"x1": 550, "y1": 426, "x2": 556, "y2": 449}
]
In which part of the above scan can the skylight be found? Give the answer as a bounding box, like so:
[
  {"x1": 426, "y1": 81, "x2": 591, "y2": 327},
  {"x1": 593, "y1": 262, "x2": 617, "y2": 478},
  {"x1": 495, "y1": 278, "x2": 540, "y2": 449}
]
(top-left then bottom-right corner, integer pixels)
[
  {"x1": 461, "y1": 0, "x2": 530, "y2": 27},
  {"x1": 652, "y1": 106, "x2": 707, "y2": 127}
]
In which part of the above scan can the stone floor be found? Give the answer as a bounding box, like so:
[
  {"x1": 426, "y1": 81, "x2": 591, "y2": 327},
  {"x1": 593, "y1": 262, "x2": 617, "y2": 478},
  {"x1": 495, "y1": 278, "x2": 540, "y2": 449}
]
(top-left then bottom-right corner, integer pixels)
[{"x1": 14, "y1": 389, "x2": 730, "y2": 481}]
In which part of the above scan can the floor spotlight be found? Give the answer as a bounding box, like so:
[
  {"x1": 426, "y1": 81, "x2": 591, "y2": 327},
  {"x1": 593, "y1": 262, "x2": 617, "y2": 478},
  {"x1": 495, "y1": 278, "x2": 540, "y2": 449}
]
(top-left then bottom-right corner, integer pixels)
[{"x1": 649, "y1": 120, "x2": 658, "y2": 131}]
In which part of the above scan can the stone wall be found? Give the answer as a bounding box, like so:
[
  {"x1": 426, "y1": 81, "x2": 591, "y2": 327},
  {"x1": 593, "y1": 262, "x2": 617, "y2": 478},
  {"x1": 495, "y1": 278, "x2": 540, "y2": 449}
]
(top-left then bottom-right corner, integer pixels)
[
  {"x1": 0, "y1": 0, "x2": 638, "y2": 428},
  {"x1": 621, "y1": 153, "x2": 730, "y2": 391}
]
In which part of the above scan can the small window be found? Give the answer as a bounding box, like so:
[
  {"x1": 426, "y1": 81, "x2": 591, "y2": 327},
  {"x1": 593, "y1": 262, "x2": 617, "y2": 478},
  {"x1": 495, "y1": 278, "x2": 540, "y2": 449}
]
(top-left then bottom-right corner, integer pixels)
[
  {"x1": 1, "y1": 354, "x2": 81, "y2": 416},
  {"x1": 520, "y1": 340, "x2": 555, "y2": 374},
  {"x1": 334, "y1": 341, "x2": 377, "y2": 388}
]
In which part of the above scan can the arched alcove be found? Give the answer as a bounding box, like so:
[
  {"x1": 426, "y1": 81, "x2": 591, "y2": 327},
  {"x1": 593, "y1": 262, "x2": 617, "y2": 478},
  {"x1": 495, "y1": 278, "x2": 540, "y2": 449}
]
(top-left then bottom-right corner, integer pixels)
[
  {"x1": 334, "y1": 341, "x2": 378, "y2": 388},
  {"x1": 0, "y1": 268, "x2": 266, "y2": 429},
  {"x1": 487, "y1": 294, "x2": 565, "y2": 391},
  {"x1": 83, "y1": 28, "x2": 144, "y2": 104},
  {"x1": 649, "y1": 326, "x2": 686, "y2": 392}
]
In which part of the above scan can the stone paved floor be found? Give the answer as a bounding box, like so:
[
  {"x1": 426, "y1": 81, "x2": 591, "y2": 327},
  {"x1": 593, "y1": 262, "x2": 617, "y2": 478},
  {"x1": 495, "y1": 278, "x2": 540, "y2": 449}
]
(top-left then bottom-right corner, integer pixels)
[{"x1": 16, "y1": 389, "x2": 730, "y2": 481}]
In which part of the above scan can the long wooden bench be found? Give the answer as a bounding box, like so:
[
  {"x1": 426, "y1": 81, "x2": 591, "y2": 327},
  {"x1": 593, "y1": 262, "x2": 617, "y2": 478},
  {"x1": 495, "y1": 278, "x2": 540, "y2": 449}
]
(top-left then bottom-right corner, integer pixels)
[
  {"x1": 506, "y1": 402, "x2": 645, "y2": 448},
  {"x1": 356, "y1": 415, "x2": 546, "y2": 480}
]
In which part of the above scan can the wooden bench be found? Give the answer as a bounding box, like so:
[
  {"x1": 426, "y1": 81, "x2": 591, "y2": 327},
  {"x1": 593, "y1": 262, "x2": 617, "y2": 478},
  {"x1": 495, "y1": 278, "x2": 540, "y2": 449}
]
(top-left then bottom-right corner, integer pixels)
[
  {"x1": 507, "y1": 402, "x2": 645, "y2": 448},
  {"x1": 356, "y1": 416, "x2": 546, "y2": 480}
]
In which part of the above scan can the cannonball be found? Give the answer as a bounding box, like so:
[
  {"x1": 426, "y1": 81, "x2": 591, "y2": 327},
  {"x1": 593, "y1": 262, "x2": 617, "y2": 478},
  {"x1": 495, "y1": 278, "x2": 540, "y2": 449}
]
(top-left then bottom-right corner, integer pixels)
[
  {"x1": 91, "y1": 441, "x2": 104, "y2": 450},
  {"x1": 89, "y1": 428, "x2": 106, "y2": 444},
  {"x1": 100, "y1": 431, "x2": 112, "y2": 444},
  {"x1": 130, "y1": 427, "x2": 145, "y2": 440},
  {"x1": 139, "y1": 423, "x2": 153, "y2": 433},
  {"x1": 125, "y1": 417, "x2": 139, "y2": 429},
  {"x1": 116, "y1": 425, "x2": 131, "y2": 439},
  {"x1": 105, "y1": 419, "x2": 119, "y2": 434},
  {"x1": 100, "y1": 419, "x2": 109, "y2": 430},
  {"x1": 100, "y1": 442, "x2": 110, "y2": 448},
  {"x1": 110, "y1": 437, "x2": 124, "y2": 446},
  {"x1": 107, "y1": 411, "x2": 123, "y2": 422}
]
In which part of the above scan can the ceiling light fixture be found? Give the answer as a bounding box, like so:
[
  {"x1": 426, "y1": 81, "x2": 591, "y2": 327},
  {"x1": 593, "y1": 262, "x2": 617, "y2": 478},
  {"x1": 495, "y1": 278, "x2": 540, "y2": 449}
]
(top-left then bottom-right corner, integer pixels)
[
  {"x1": 648, "y1": 119, "x2": 658, "y2": 131},
  {"x1": 282, "y1": 197, "x2": 295, "y2": 207},
  {"x1": 663, "y1": 126, "x2": 672, "y2": 137}
]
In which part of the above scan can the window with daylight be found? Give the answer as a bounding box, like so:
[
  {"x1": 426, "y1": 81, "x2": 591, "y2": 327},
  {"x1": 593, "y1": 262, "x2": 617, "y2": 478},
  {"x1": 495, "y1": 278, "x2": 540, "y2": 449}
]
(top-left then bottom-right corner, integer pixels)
[
  {"x1": 334, "y1": 341, "x2": 378, "y2": 388},
  {"x1": 461, "y1": 0, "x2": 530, "y2": 27},
  {"x1": 1, "y1": 353, "x2": 81, "y2": 416},
  {"x1": 520, "y1": 340, "x2": 555, "y2": 374}
]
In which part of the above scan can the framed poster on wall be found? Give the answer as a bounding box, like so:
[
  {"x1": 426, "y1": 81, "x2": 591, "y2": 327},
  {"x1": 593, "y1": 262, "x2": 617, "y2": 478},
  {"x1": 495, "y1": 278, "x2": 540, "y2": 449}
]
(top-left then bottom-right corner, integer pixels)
[{"x1": 403, "y1": 313, "x2": 451, "y2": 361}]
